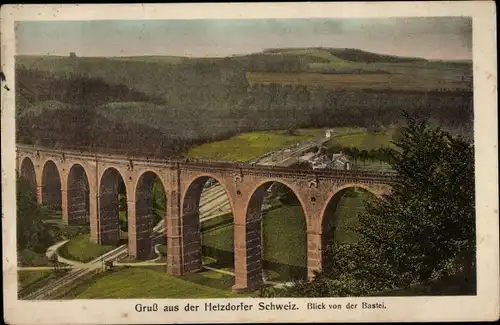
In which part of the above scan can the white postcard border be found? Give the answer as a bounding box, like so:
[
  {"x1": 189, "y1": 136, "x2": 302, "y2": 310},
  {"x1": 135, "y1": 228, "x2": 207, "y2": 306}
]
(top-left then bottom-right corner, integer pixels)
[{"x1": 2, "y1": 2, "x2": 498, "y2": 324}]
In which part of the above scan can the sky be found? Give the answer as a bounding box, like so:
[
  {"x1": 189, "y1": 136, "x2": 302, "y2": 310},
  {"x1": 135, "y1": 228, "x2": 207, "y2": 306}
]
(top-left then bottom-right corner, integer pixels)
[{"x1": 15, "y1": 17, "x2": 472, "y2": 60}]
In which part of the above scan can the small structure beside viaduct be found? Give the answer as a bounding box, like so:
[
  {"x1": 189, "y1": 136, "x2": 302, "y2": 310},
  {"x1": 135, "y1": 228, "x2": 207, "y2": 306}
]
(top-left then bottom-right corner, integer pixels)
[{"x1": 17, "y1": 144, "x2": 394, "y2": 292}]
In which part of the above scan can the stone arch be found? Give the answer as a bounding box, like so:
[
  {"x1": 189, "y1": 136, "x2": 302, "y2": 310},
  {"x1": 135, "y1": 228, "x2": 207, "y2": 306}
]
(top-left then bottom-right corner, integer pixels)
[
  {"x1": 320, "y1": 184, "x2": 381, "y2": 254},
  {"x1": 320, "y1": 183, "x2": 385, "y2": 230},
  {"x1": 67, "y1": 164, "x2": 90, "y2": 225},
  {"x1": 244, "y1": 180, "x2": 308, "y2": 282},
  {"x1": 181, "y1": 174, "x2": 235, "y2": 273},
  {"x1": 99, "y1": 167, "x2": 127, "y2": 245},
  {"x1": 41, "y1": 160, "x2": 62, "y2": 210},
  {"x1": 181, "y1": 174, "x2": 236, "y2": 216},
  {"x1": 244, "y1": 178, "x2": 308, "y2": 227},
  {"x1": 133, "y1": 170, "x2": 167, "y2": 260},
  {"x1": 20, "y1": 157, "x2": 37, "y2": 200}
]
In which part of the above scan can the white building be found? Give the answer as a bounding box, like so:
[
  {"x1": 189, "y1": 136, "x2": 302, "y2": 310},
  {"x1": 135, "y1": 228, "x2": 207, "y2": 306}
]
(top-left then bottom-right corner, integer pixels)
[
  {"x1": 330, "y1": 153, "x2": 351, "y2": 170},
  {"x1": 311, "y1": 155, "x2": 330, "y2": 170},
  {"x1": 325, "y1": 129, "x2": 333, "y2": 139},
  {"x1": 298, "y1": 152, "x2": 315, "y2": 163},
  {"x1": 299, "y1": 149, "x2": 351, "y2": 171}
]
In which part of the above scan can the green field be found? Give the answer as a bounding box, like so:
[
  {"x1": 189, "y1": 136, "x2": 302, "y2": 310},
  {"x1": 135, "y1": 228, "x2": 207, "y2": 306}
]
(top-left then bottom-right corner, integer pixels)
[
  {"x1": 186, "y1": 127, "x2": 365, "y2": 162},
  {"x1": 58, "y1": 234, "x2": 116, "y2": 263},
  {"x1": 186, "y1": 129, "x2": 324, "y2": 162},
  {"x1": 326, "y1": 128, "x2": 399, "y2": 150},
  {"x1": 62, "y1": 266, "x2": 244, "y2": 299}
]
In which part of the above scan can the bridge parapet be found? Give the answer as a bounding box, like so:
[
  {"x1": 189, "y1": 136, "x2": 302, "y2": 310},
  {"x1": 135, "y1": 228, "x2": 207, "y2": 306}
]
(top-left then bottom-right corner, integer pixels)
[{"x1": 17, "y1": 144, "x2": 397, "y2": 184}]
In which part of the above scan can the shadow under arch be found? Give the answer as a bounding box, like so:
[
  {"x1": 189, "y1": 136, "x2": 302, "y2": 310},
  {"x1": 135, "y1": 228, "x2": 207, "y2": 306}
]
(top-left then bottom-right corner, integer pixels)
[
  {"x1": 20, "y1": 157, "x2": 37, "y2": 199},
  {"x1": 320, "y1": 186, "x2": 379, "y2": 254},
  {"x1": 181, "y1": 175, "x2": 235, "y2": 274},
  {"x1": 67, "y1": 164, "x2": 90, "y2": 225},
  {"x1": 245, "y1": 180, "x2": 308, "y2": 283},
  {"x1": 41, "y1": 160, "x2": 62, "y2": 210},
  {"x1": 99, "y1": 167, "x2": 127, "y2": 246},
  {"x1": 134, "y1": 170, "x2": 167, "y2": 260}
]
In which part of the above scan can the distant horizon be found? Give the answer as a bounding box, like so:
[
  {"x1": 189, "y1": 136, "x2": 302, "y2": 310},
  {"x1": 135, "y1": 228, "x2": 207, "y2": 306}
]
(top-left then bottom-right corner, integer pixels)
[
  {"x1": 15, "y1": 47, "x2": 473, "y2": 63},
  {"x1": 15, "y1": 18, "x2": 473, "y2": 61}
]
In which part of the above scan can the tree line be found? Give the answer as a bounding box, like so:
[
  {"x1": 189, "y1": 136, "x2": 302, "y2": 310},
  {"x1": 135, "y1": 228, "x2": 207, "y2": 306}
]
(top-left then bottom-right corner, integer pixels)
[
  {"x1": 16, "y1": 67, "x2": 165, "y2": 109},
  {"x1": 237, "y1": 84, "x2": 473, "y2": 131},
  {"x1": 327, "y1": 145, "x2": 396, "y2": 165}
]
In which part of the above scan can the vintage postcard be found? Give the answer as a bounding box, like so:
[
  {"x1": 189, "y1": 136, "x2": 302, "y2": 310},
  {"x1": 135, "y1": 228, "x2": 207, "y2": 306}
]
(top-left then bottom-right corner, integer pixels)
[{"x1": 1, "y1": 2, "x2": 498, "y2": 324}]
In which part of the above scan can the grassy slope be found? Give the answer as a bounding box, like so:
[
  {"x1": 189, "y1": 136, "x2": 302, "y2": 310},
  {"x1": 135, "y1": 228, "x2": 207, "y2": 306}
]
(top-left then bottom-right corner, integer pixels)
[
  {"x1": 263, "y1": 48, "x2": 471, "y2": 90},
  {"x1": 186, "y1": 127, "x2": 365, "y2": 162},
  {"x1": 326, "y1": 128, "x2": 398, "y2": 150},
  {"x1": 58, "y1": 234, "x2": 116, "y2": 263},
  {"x1": 67, "y1": 266, "x2": 242, "y2": 299},
  {"x1": 186, "y1": 129, "x2": 323, "y2": 162}
]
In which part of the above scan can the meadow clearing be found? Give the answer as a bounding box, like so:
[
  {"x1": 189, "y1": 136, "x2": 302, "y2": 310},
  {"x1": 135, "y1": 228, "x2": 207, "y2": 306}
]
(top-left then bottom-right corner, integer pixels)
[
  {"x1": 246, "y1": 71, "x2": 469, "y2": 92},
  {"x1": 186, "y1": 129, "x2": 324, "y2": 162}
]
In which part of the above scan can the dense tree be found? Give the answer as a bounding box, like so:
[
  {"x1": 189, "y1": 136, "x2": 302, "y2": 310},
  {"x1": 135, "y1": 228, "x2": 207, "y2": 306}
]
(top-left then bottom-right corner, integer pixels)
[
  {"x1": 265, "y1": 114, "x2": 475, "y2": 297},
  {"x1": 16, "y1": 68, "x2": 165, "y2": 107},
  {"x1": 16, "y1": 177, "x2": 55, "y2": 253}
]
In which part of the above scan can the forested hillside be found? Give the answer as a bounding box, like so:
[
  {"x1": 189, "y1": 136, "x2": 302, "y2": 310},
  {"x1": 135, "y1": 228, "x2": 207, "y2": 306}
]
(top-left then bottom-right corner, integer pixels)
[
  {"x1": 16, "y1": 68, "x2": 195, "y2": 157},
  {"x1": 16, "y1": 48, "x2": 474, "y2": 156}
]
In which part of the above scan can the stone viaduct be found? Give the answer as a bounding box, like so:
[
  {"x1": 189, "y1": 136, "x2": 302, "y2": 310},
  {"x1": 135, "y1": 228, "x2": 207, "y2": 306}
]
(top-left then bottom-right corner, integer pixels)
[{"x1": 16, "y1": 144, "x2": 394, "y2": 292}]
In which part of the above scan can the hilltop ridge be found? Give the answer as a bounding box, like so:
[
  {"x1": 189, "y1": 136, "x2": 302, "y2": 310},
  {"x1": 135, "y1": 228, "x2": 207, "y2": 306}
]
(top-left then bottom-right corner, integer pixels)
[
  {"x1": 16, "y1": 46, "x2": 468, "y2": 63},
  {"x1": 261, "y1": 47, "x2": 429, "y2": 63}
]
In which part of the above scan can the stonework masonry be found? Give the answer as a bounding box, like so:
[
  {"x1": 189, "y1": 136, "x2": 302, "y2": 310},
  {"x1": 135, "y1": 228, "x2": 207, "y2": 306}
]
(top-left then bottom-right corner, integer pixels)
[{"x1": 16, "y1": 144, "x2": 394, "y2": 292}]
